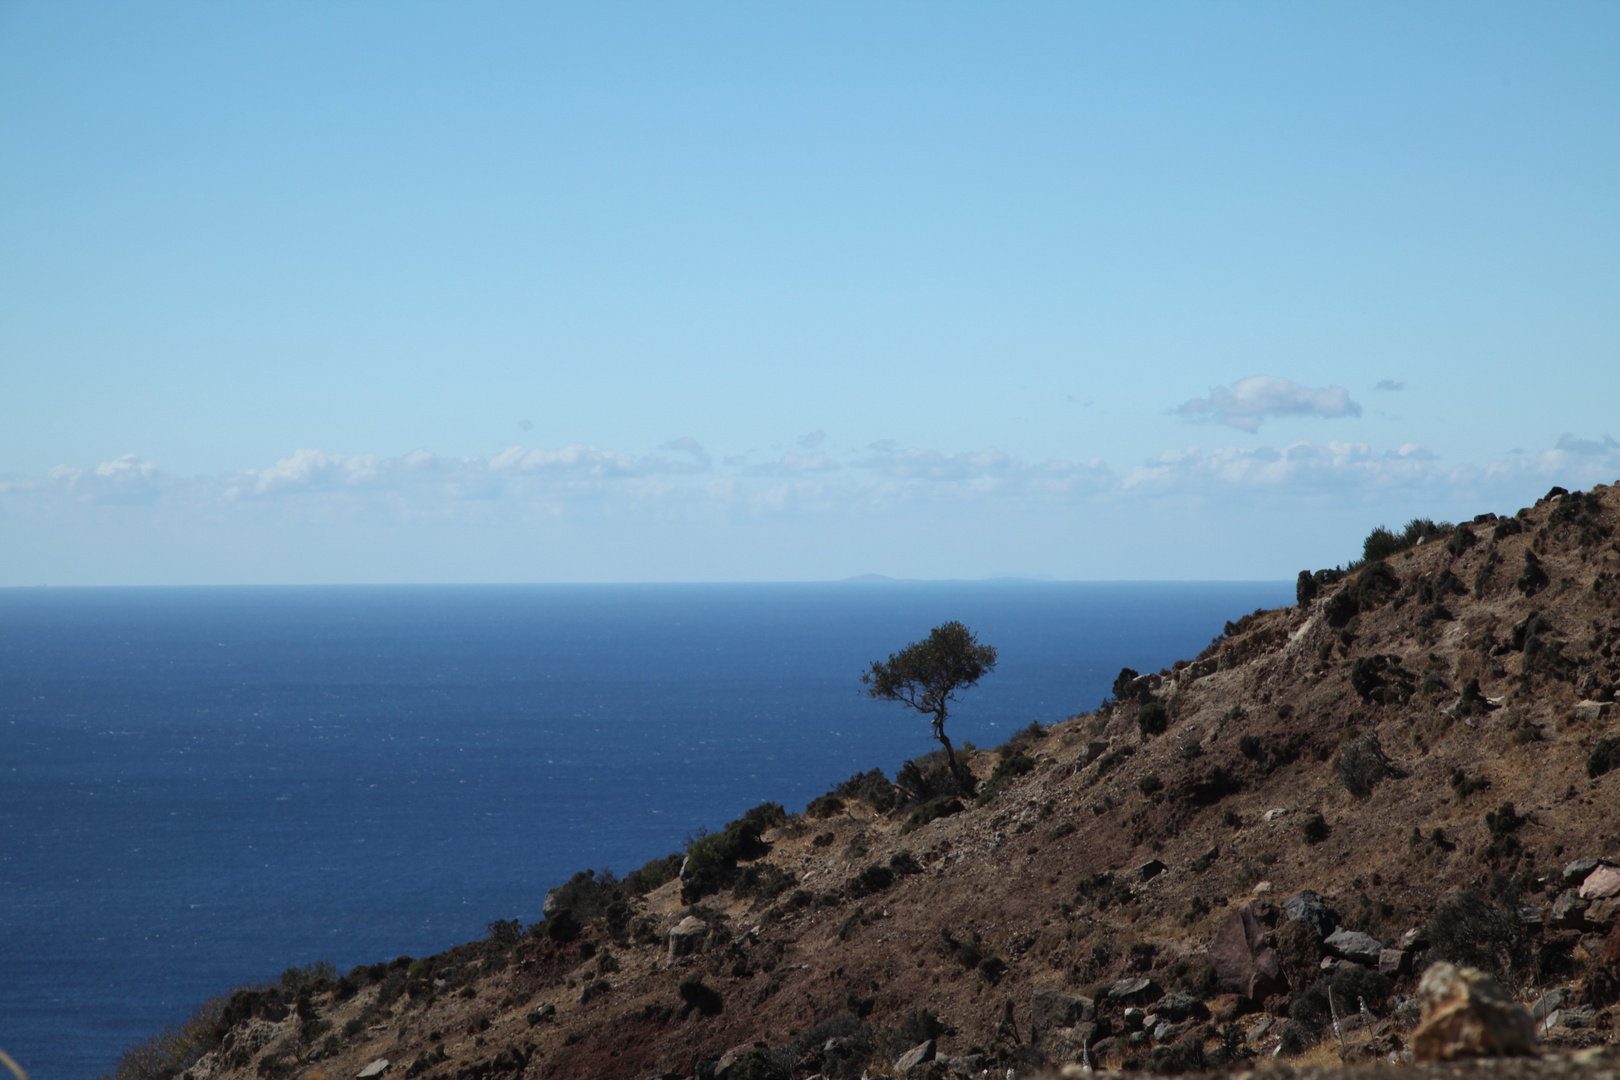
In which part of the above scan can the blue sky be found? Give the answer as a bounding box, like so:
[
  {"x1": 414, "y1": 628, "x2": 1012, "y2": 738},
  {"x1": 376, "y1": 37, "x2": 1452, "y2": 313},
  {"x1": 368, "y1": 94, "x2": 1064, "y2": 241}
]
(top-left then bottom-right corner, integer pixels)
[{"x1": 2, "y1": 2, "x2": 1616, "y2": 584}]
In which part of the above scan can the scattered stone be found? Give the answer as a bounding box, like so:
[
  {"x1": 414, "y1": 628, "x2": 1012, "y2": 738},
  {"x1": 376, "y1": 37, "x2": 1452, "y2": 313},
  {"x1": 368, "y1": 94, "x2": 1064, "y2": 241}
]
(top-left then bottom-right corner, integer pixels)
[
  {"x1": 894, "y1": 1040, "x2": 936, "y2": 1074},
  {"x1": 1252, "y1": 880, "x2": 1274, "y2": 895},
  {"x1": 1264, "y1": 808, "x2": 1290, "y2": 822},
  {"x1": 714, "y1": 1043, "x2": 762, "y2": 1080},
  {"x1": 1378, "y1": 948, "x2": 1412, "y2": 976},
  {"x1": 1107, "y1": 977, "x2": 1162, "y2": 1004},
  {"x1": 1029, "y1": 991, "x2": 1094, "y2": 1045},
  {"x1": 1398, "y1": 928, "x2": 1427, "y2": 950},
  {"x1": 1281, "y1": 890, "x2": 1340, "y2": 940},
  {"x1": 1579, "y1": 865, "x2": 1620, "y2": 900},
  {"x1": 1573, "y1": 700, "x2": 1613, "y2": 722},
  {"x1": 1531, "y1": 989, "x2": 1566, "y2": 1022},
  {"x1": 944, "y1": 1053, "x2": 988, "y2": 1076},
  {"x1": 1564, "y1": 858, "x2": 1604, "y2": 884},
  {"x1": 1549, "y1": 890, "x2": 1591, "y2": 929},
  {"x1": 1137, "y1": 858, "x2": 1167, "y2": 882},
  {"x1": 1559, "y1": 1006, "x2": 1595, "y2": 1029},
  {"x1": 358, "y1": 1060, "x2": 390, "y2": 1080},
  {"x1": 1153, "y1": 991, "x2": 1210, "y2": 1023},
  {"x1": 1324, "y1": 927, "x2": 1384, "y2": 964},
  {"x1": 1122, "y1": 1007, "x2": 1146, "y2": 1031},
  {"x1": 1411, "y1": 962, "x2": 1536, "y2": 1062},
  {"x1": 1208, "y1": 902, "x2": 1286, "y2": 1000},
  {"x1": 1249, "y1": 1017, "x2": 1276, "y2": 1042},
  {"x1": 667, "y1": 916, "x2": 710, "y2": 962},
  {"x1": 1587, "y1": 897, "x2": 1620, "y2": 928},
  {"x1": 1320, "y1": 956, "x2": 1341, "y2": 971}
]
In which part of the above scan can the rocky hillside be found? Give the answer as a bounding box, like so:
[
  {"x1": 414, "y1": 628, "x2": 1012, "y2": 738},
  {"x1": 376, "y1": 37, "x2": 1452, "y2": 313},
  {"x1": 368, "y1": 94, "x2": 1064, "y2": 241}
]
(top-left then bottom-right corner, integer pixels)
[{"x1": 124, "y1": 484, "x2": 1620, "y2": 1080}]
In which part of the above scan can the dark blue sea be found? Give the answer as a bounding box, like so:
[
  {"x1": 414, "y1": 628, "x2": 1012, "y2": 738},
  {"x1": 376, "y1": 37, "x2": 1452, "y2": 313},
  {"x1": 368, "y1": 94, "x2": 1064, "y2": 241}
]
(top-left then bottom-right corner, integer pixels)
[{"x1": 0, "y1": 582, "x2": 1291, "y2": 1079}]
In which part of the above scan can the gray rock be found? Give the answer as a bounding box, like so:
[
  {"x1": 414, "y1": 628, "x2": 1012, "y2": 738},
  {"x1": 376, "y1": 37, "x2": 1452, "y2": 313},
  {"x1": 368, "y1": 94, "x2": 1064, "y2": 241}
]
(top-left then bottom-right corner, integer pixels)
[
  {"x1": 1137, "y1": 858, "x2": 1167, "y2": 882},
  {"x1": 1282, "y1": 890, "x2": 1340, "y2": 940},
  {"x1": 945, "y1": 1053, "x2": 988, "y2": 1075},
  {"x1": 357, "y1": 1061, "x2": 390, "y2": 1080},
  {"x1": 1559, "y1": 1006, "x2": 1595, "y2": 1029},
  {"x1": 1324, "y1": 927, "x2": 1384, "y2": 964},
  {"x1": 1122, "y1": 1007, "x2": 1146, "y2": 1031},
  {"x1": 1549, "y1": 889, "x2": 1590, "y2": 929},
  {"x1": 1564, "y1": 858, "x2": 1603, "y2": 884},
  {"x1": 1530, "y1": 989, "x2": 1566, "y2": 1021},
  {"x1": 1153, "y1": 991, "x2": 1209, "y2": 1023},
  {"x1": 894, "y1": 1040, "x2": 936, "y2": 1073},
  {"x1": 1573, "y1": 700, "x2": 1613, "y2": 722},
  {"x1": 1378, "y1": 948, "x2": 1412, "y2": 976},
  {"x1": 667, "y1": 915, "x2": 711, "y2": 962},
  {"x1": 1108, "y1": 977, "x2": 1161, "y2": 1003},
  {"x1": 1029, "y1": 990, "x2": 1094, "y2": 1044},
  {"x1": 1248, "y1": 1017, "x2": 1275, "y2": 1042}
]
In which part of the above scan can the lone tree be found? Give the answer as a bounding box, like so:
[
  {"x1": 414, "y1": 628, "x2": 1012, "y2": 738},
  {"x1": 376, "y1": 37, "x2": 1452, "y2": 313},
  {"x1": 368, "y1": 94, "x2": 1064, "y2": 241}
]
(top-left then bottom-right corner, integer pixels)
[{"x1": 862, "y1": 620, "x2": 997, "y2": 788}]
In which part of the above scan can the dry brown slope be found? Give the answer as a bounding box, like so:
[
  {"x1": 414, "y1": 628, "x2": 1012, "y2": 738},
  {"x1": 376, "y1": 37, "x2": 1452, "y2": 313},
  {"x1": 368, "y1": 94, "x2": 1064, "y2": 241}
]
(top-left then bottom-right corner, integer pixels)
[{"x1": 162, "y1": 483, "x2": 1620, "y2": 1080}]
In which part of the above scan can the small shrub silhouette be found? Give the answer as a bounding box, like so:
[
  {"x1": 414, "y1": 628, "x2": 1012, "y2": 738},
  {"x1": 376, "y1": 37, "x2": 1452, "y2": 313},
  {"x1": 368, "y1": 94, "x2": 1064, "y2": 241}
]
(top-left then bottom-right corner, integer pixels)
[
  {"x1": 1336, "y1": 732, "x2": 1402, "y2": 797},
  {"x1": 1137, "y1": 701, "x2": 1169, "y2": 738},
  {"x1": 899, "y1": 796, "x2": 964, "y2": 835},
  {"x1": 678, "y1": 973, "x2": 723, "y2": 1016},
  {"x1": 1301, "y1": 814, "x2": 1329, "y2": 844},
  {"x1": 1588, "y1": 737, "x2": 1620, "y2": 779}
]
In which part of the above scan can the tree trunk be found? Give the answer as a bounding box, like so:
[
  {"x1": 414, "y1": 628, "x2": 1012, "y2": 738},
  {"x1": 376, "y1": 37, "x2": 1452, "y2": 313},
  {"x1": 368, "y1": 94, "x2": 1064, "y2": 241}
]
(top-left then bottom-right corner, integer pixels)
[{"x1": 934, "y1": 712, "x2": 974, "y2": 795}]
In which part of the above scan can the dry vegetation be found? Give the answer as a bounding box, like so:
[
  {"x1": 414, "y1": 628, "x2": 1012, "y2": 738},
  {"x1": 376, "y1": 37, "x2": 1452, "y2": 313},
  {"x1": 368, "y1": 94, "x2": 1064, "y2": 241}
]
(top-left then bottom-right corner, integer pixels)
[{"x1": 111, "y1": 484, "x2": 1620, "y2": 1080}]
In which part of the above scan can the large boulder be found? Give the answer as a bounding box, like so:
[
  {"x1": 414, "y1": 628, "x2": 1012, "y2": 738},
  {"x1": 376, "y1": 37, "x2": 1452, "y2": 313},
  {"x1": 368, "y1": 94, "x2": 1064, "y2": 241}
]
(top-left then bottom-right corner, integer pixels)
[
  {"x1": 1107, "y1": 977, "x2": 1162, "y2": 1005},
  {"x1": 1153, "y1": 991, "x2": 1209, "y2": 1023},
  {"x1": 1324, "y1": 927, "x2": 1384, "y2": 964},
  {"x1": 894, "y1": 1040, "x2": 936, "y2": 1075},
  {"x1": 1208, "y1": 902, "x2": 1285, "y2": 1000},
  {"x1": 1412, "y1": 962, "x2": 1536, "y2": 1062},
  {"x1": 1580, "y1": 866, "x2": 1620, "y2": 900},
  {"x1": 1029, "y1": 991, "x2": 1094, "y2": 1046},
  {"x1": 1281, "y1": 890, "x2": 1339, "y2": 940},
  {"x1": 667, "y1": 916, "x2": 711, "y2": 962}
]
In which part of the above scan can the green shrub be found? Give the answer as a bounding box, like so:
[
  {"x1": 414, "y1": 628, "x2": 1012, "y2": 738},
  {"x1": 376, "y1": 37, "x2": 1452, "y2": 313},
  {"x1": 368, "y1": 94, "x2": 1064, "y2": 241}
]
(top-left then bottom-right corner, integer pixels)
[
  {"x1": 626, "y1": 853, "x2": 684, "y2": 895},
  {"x1": 680, "y1": 802, "x2": 785, "y2": 902},
  {"x1": 1137, "y1": 773, "x2": 1163, "y2": 795},
  {"x1": 806, "y1": 793, "x2": 845, "y2": 818},
  {"x1": 835, "y1": 768, "x2": 899, "y2": 812},
  {"x1": 678, "y1": 973, "x2": 723, "y2": 1016},
  {"x1": 899, "y1": 796, "x2": 964, "y2": 835},
  {"x1": 1362, "y1": 518, "x2": 1450, "y2": 564},
  {"x1": 1048, "y1": 821, "x2": 1076, "y2": 841},
  {"x1": 1136, "y1": 701, "x2": 1169, "y2": 738},
  {"x1": 1301, "y1": 814, "x2": 1329, "y2": 844},
  {"x1": 973, "y1": 754, "x2": 1035, "y2": 807}
]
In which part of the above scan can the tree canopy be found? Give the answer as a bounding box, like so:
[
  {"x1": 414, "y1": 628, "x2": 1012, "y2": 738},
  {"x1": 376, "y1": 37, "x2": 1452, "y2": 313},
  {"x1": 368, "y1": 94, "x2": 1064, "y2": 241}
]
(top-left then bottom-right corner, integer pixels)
[{"x1": 862, "y1": 620, "x2": 997, "y2": 786}]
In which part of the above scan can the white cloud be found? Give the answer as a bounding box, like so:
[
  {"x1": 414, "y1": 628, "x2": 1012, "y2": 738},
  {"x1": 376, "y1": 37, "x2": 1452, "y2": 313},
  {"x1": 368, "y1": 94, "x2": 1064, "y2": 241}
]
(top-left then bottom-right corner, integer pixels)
[
  {"x1": 10, "y1": 433, "x2": 1618, "y2": 540},
  {"x1": 1374, "y1": 379, "x2": 1405, "y2": 392},
  {"x1": 1178, "y1": 376, "x2": 1362, "y2": 432},
  {"x1": 796, "y1": 430, "x2": 826, "y2": 449},
  {"x1": 45, "y1": 454, "x2": 170, "y2": 505}
]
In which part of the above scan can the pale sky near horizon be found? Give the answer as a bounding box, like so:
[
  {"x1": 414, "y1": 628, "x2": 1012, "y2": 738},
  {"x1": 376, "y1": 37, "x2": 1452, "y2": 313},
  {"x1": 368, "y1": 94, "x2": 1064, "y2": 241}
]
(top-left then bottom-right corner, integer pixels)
[{"x1": 2, "y1": 2, "x2": 1617, "y2": 585}]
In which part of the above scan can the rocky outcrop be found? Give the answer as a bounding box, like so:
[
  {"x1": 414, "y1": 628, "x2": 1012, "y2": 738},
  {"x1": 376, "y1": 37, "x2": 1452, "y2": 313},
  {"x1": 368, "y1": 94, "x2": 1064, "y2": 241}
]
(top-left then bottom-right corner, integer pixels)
[{"x1": 1412, "y1": 962, "x2": 1537, "y2": 1062}]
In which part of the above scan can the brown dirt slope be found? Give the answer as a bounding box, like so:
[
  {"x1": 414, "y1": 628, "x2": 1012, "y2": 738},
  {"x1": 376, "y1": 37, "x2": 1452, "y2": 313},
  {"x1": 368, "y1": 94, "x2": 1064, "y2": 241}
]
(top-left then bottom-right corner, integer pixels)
[{"x1": 146, "y1": 484, "x2": 1620, "y2": 1080}]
